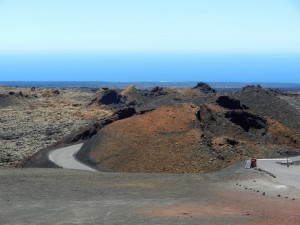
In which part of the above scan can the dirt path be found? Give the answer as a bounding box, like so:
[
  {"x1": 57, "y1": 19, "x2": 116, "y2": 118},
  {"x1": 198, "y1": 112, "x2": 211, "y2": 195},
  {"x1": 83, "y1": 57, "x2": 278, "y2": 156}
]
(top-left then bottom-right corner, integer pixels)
[{"x1": 48, "y1": 144, "x2": 96, "y2": 171}]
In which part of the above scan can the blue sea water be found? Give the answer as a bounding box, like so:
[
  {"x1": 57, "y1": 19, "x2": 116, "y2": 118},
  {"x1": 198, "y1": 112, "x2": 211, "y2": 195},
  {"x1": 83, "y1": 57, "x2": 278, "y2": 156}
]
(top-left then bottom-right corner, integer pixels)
[{"x1": 0, "y1": 52, "x2": 299, "y2": 83}]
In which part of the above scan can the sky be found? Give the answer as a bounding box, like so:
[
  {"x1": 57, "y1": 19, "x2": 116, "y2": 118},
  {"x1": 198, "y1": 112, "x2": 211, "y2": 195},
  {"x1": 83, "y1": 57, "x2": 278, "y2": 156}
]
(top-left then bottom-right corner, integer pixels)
[
  {"x1": 0, "y1": 0, "x2": 300, "y2": 53},
  {"x1": 0, "y1": 0, "x2": 300, "y2": 82}
]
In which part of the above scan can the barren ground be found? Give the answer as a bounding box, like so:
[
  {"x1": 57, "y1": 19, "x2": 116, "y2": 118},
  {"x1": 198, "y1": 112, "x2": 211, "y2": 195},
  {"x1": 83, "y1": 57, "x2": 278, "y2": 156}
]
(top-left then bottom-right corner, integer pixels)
[{"x1": 0, "y1": 167, "x2": 299, "y2": 225}]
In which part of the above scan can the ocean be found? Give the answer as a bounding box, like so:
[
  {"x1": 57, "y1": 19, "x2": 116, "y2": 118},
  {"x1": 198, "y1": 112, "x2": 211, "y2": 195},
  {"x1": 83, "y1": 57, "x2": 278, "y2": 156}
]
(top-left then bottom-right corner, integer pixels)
[{"x1": 0, "y1": 52, "x2": 300, "y2": 86}]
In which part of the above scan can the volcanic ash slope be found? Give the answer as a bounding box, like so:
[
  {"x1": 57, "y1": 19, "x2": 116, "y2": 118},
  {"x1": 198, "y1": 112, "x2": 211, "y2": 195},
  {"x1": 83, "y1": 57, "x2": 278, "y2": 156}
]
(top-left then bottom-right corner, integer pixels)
[{"x1": 87, "y1": 101, "x2": 300, "y2": 173}]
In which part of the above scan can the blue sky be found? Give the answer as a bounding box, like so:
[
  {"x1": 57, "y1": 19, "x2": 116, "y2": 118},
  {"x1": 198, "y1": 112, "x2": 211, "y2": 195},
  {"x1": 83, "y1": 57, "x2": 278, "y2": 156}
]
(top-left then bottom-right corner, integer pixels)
[
  {"x1": 0, "y1": 0, "x2": 300, "y2": 82},
  {"x1": 0, "y1": 0, "x2": 300, "y2": 53}
]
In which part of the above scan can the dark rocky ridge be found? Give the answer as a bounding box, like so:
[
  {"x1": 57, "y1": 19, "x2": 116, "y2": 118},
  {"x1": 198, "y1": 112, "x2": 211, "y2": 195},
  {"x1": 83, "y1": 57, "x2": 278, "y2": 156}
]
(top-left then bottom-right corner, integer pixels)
[
  {"x1": 225, "y1": 111, "x2": 267, "y2": 132},
  {"x1": 238, "y1": 85, "x2": 300, "y2": 133},
  {"x1": 193, "y1": 82, "x2": 216, "y2": 94},
  {"x1": 146, "y1": 86, "x2": 169, "y2": 97},
  {"x1": 90, "y1": 88, "x2": 125, "y2": 105},
  {"x1": 90, "y1": 83, "x2": 217, "y2": 113},
  {"x1": 216, "y1": 96, "x2": 246, "y2": 110}
]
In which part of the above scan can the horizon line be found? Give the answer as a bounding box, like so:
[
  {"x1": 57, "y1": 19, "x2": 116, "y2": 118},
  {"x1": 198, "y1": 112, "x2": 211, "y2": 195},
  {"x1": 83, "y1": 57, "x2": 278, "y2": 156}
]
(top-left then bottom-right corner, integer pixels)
[{"x1": 1, "y1": 49, "x2": 300, "y2": 55}]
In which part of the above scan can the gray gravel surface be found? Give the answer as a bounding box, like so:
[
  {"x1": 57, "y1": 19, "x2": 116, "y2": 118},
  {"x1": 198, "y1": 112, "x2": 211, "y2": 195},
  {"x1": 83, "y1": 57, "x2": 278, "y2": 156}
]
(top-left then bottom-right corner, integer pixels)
[
  {"x1": 0, "y1": 168, "x2": 255, "y2": 225},
  {"x1": 257, "y1": 155, "x2": 300, "y2": 191}
]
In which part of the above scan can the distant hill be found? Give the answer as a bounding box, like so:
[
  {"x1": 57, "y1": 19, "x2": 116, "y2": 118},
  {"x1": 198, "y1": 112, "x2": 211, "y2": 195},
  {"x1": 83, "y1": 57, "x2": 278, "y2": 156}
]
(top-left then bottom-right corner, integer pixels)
[{"x1": 2, "y1": 81, "x2": 300, "y2": 91}]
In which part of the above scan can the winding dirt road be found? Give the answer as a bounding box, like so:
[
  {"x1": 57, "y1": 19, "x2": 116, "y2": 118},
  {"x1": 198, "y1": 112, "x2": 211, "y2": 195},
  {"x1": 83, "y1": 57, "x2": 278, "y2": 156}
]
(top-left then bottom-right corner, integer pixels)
[
  {"x1": 48, "y1": 142, "x2": 300, "y2": 192},
  {"x1": 48, "y1": 143, "x2": 96, "y2": 171}
]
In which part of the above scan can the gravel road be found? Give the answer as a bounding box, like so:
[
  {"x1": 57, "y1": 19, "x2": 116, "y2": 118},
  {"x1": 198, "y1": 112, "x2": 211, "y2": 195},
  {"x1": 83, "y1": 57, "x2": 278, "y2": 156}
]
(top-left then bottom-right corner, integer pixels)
[
  {"x1": 48, "y1": 143, "x2": 96, "y2": 171},
  {"x1": 257, "y1": 155, "x2": 300, "y2": 191}
]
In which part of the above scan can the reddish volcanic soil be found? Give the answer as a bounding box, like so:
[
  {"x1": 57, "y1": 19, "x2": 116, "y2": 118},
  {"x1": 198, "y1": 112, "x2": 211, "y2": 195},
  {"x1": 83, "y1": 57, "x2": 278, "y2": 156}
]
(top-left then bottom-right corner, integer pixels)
[
  {"x1": 90, "y1": 103, "x2": 204, "y2": 173},
  {"x1": 136, "y1": 182, "x2": 300, "y2": 225}
]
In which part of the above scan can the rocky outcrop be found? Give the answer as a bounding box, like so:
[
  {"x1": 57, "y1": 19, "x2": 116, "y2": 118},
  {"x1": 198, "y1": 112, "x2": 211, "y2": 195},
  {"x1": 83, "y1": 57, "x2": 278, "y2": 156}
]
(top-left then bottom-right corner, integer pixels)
[
  {"x1": 120, "y1": 85, "x2": 147, "y2": 107},
  {"x1": 120, "y1": 85, "x2": 137, "y2": 95},
  {"x1": 225, "y1": 111, "x2": 267, "y2": 132},
  {"x1": 242, "y1": 84, "x2": 264, "y2": 92},
  {"x1": 193, "y1": 82, "x2": 216, "y2": 94},
  {"x1": 216, "y1": 96, "x2": 246, "y2": 110},
  {"x1": 52, "y1": 89, "x2": 60, "y2": 95},
  {"x1": 238, "y1": 85, "x2": 300, "y2": 133},
  {"x1": 91, "y1": 88, "x2": 125, "y2": 105},
  {"x1": 146, "y1": 86, "x2": 168, "y2": 97},
  {"x1": 113, "y1": 107, "x2": 137, "y2": 120}
]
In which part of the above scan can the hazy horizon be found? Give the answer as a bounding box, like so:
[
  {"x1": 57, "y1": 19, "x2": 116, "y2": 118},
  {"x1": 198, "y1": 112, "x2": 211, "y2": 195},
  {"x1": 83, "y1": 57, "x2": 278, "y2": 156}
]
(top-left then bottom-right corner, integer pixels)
[{"x1": 1, "y1": 52, "x2": 300, "y2": 83}]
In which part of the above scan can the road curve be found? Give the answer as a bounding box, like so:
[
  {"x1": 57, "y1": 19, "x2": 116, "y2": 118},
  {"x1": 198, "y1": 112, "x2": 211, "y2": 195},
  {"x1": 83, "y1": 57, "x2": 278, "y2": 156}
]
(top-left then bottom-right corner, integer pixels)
[
  {"x1": 49, "y1": 143, "x2": 96, "y2": 171},
  {"x1": 257, "y1": 156, "x2": 300, "y2": 190}
]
